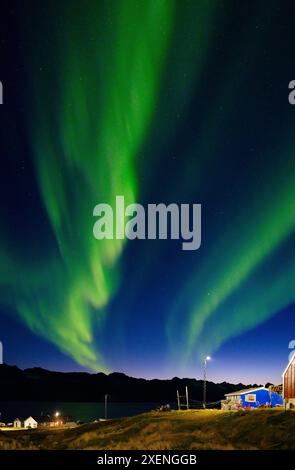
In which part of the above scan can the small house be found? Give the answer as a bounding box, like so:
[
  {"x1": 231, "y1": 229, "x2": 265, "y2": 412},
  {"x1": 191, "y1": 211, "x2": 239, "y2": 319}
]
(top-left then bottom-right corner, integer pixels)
[
  {"x1": 13, "y1": 418, "x2": 22, "y2": 428},
  {"x1": 222, "y1": 386, "x2": 283, "y2": 409},
  {"x1": 39, "y1": 414, "x2": 72, "y2": 427},
  {"x1": 24, "y1": 416, "x2": 38, "y2": 429},
  {"x1": 283, "y1": 353, "x2": 295, "y2": 407}
]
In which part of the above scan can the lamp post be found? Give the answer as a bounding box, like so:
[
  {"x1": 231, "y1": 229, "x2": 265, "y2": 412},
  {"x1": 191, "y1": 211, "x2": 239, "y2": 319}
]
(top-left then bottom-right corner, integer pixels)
[
  {"x1": 54, "y1": 411, "x2": 60, "y2": 427},
  {"x1": 203, "y1": 356, "x2": 211, "y2": 409}
]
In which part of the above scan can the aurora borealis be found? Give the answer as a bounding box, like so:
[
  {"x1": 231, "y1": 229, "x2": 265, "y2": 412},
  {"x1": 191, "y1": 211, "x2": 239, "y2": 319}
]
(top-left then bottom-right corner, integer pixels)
[{"x1": 1, "y1": 0, "x2": 295, "y2": 383}]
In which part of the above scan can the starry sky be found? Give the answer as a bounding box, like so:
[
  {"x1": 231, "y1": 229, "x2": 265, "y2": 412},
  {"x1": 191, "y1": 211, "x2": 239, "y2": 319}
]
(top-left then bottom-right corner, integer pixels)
[{"x1": 1, "y1": 0, "x2": 295, "y2": 385}]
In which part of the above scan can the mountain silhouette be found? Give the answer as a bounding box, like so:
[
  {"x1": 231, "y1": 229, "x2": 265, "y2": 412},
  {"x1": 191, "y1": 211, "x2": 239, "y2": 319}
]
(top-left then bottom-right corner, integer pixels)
[{"x1": 0, "y1": 364, "x2": 260, "y2": 403}]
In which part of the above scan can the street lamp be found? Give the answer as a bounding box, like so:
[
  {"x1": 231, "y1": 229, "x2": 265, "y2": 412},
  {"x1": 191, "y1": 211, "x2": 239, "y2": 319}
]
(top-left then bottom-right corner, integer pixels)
[{"x1": 203, "y1": 356, "x2": 211, "y2": 409}]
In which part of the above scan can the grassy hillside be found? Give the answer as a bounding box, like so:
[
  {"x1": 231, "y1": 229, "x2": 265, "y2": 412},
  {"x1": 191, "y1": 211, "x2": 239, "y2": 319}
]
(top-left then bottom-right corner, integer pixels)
[{"x1": 0, "y1": 409, "x2": 294, "y2": 450}]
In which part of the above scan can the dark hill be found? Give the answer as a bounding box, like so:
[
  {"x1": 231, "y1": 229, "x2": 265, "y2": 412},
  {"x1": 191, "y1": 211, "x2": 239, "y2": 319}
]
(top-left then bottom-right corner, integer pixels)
[{"x1": 0, "y1": 364, "x2": 260, "y2": 402}]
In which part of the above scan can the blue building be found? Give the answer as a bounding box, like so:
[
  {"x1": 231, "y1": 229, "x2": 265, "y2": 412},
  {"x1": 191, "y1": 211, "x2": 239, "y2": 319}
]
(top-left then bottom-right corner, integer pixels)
[{"x1": 223, "y1": 387, "x2": 283, "y2": 409}]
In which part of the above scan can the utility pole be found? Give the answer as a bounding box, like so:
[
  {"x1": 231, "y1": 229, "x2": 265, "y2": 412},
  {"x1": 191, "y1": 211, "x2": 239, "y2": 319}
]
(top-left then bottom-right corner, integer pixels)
[
  {"x1": 185, "y1": 386, "x2": 189, "y2": 410},
  {"x1": 177, "y1": 390, "x2": 180, "y2": 410},
  {"x1": 203, "y1": 356, "x2": 211, "y2": 409}
]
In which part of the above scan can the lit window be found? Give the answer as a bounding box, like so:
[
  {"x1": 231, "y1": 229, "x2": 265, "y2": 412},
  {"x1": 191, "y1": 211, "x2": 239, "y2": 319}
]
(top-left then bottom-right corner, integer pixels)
[{"x1": 245, "y1": 394, "x2": 256, "y2": 402}]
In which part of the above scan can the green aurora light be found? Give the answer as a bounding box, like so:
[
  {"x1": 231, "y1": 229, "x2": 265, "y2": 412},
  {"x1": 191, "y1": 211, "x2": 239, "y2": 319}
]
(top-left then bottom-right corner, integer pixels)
[
  {"x1": 1, "y1": 0, "x2": 294, "y2": 376},
  {"x1": 2, "y1": 0, "x2": 174, "y2": 370}
]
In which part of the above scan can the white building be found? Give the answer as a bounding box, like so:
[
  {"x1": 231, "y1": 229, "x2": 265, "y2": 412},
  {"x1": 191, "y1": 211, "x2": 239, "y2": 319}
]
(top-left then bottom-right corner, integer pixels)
[
  {"x1": 24, "y1": 416, "x2": 38, "y2": 429},
  {"x1": 13, "y1": 418, "x2": 22, "y2": 428}
]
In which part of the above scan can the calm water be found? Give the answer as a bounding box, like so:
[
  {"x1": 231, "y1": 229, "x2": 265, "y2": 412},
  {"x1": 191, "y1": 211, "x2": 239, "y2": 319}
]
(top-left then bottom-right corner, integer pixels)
[{"x1": 0, "y1": 402, "x2": 164, "y2": 423}]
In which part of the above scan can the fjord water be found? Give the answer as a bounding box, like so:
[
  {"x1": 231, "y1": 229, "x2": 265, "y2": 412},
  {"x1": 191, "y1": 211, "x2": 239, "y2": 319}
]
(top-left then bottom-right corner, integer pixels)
[{"x1": 0, "y1": 402, "x2": 164, "y2": 423}]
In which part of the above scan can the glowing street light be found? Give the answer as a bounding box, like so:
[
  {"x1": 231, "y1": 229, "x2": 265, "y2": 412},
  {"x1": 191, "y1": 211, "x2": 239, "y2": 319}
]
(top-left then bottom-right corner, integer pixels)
[
  {"x1": 55, "y1": 411, "x2": 60, "y2": 417},
  {"x1": 203, "y1": 356, "x2": 211, "y2": 409}
]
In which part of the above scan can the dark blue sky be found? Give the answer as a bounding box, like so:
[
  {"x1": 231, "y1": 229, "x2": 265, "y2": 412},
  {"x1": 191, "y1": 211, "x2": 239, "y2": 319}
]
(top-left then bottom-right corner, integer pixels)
[
  {"x1": 1, "y1": 303, "x2": 294, "y2": 385},
  {"x1": 1, "y1": 0, "x2": 295, "y2": 385}
]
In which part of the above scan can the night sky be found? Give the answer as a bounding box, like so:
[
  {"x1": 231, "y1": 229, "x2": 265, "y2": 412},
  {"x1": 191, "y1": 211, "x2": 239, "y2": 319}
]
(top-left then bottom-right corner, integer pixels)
[{"x1": 1, "y1": 0, "x2": 295, "y2": 385}]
